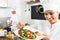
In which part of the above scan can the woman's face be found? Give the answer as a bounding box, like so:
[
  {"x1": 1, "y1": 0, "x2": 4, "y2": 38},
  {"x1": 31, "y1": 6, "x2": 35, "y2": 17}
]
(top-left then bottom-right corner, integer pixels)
[
  {"x1": 44, "y1": 10, "x2": 59, "y2": 24},
  {"x1": 11, "y1": 10, "x2": 16, "y2": 14}
]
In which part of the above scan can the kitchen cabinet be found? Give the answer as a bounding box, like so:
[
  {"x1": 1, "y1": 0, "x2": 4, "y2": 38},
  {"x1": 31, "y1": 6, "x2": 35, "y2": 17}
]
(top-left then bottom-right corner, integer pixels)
[{"x1": 0, "y1": 0, "x2": 8, "y2": 7}]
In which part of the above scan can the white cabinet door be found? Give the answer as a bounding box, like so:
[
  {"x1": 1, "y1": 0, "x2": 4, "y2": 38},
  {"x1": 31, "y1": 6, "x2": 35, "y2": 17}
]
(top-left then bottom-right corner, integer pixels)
[{"x1": 0, "y1": 0, "x2": 8, "y2": 7}]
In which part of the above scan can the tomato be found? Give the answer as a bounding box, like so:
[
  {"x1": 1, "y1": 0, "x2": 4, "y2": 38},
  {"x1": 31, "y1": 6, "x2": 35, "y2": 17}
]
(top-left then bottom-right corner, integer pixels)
[
  {"x1": 18, "y1": 30, "x2": 22, "y2": 35},
  {"x1": 27, "y1": 30, "x2": 32, "y2": 33},
  {"x1": 26, "y1": 30, "x2": 33, "y2": 39},
  {"x1": 27, "y1": 34, "x2": 32, "y2": 39},
  {"x1": 35, "y1": 31, "x2": 40, "y2": 36}
]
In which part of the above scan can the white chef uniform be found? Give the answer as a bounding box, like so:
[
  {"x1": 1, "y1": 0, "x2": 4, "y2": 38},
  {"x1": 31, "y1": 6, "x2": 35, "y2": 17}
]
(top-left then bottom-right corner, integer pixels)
[
  {"x1": 49, "y1": 20, "x2": 60, "y2": 40},
  {"x1": 41, "y1": 0, "x2": 60, "y2": 40},
  {"x1": 10, "y1": 14, "x2": 19, "y2": 32},
  {"x1": 37, "y1": 20, "x2": 60, "y2": 40}
]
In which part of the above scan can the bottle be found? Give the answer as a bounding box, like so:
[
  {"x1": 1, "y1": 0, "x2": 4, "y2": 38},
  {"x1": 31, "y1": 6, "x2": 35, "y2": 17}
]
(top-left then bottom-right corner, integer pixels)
[{"x1": 7, "y1": 31, "x2": 12, "y2": 39}]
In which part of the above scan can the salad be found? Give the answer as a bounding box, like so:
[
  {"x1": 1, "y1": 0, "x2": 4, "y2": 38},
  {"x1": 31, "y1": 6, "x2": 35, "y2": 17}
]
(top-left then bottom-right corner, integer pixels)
[{"x1": 18, "y1": 28, "x2": 37, "y2": 40}]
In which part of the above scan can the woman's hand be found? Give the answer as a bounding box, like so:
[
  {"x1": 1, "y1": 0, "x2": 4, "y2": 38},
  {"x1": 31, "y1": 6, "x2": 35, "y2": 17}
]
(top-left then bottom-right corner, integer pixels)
[
  {"x1": 41, "y1": 34, "x2": 50, "y2": 40},
  {"x1": 41, "y1": 37, "x2": 50, "y2": 40}
]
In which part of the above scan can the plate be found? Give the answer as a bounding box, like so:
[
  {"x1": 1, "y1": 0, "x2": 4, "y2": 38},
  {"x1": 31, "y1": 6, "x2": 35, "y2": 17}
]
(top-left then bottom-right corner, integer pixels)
[
  {"x1": 14, "y1": 26, "x2": 39, "y2": 37},
  {"x1": 14, "y1": 26, "x2": 45, "y2": 40},
  {"x1": 14, "y1": 29, "x2": 20, "y2": 37}
]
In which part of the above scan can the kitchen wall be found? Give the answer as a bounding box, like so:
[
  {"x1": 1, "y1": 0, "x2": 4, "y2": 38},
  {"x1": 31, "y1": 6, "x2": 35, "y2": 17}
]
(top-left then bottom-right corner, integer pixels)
[
  {"x1": 0, "y1": 0, "x2": 30, "y2": 23},
  {"x1": 0, "y1": 0, "x2": 21, "y2": 20},
  {"x1": 0, "y1": 0, "x2": 22, "y2": 27},
  {"x1": 0, "y1": 0, "x2": 55, "y2": 24},
  {"x1": 21, "y1": 1, "x2": 45, "y2": 24},
  {"x1": 8, "y1": 0, "x2": 47, "y2": 24},
  {"x1": 21, "y1": 0, "x2": 55, "y2": 25}
]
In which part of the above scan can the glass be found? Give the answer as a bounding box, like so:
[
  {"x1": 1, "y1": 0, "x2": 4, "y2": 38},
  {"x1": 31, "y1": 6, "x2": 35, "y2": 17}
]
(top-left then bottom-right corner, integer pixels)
[{"x1": 4, "y1": 30, "x2": 7, "y2": 35}]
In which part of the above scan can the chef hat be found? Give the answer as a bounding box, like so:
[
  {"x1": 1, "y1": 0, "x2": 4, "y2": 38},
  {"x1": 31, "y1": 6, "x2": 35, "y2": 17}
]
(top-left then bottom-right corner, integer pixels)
[{"x1": 43, "y1": 0, "x2": 60, "y2": 12}]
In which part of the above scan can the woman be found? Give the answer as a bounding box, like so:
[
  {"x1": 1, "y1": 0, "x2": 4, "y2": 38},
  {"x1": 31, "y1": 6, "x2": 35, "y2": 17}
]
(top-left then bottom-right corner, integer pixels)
[
  {"x1": 10, "y1": 10, "x2": 24, "y2": 32},
  {"x1": 41, "y1": 2, "x2": 60, "y2": 40}
]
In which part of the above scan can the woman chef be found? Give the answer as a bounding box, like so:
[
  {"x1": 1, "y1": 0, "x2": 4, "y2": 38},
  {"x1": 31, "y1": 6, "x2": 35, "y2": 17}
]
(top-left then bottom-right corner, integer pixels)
[{"x1": 41, "y1": 1, "x2": 60, "y2": 40}]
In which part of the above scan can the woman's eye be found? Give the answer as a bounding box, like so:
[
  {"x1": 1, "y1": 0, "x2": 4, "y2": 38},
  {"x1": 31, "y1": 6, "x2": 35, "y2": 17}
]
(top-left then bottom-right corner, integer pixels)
[
  {"x1": 44, "y1": 13, "x2": 48, "y2": 15},
  {"x1": 50, "y1": 12, "x2": 53, "y2": 15}
]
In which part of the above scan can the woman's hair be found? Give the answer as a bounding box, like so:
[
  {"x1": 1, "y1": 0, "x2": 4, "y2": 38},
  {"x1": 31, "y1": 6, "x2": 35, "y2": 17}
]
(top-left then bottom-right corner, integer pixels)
[{"x1": 59, "y1": 14, "x2": 60, "y2": 19}]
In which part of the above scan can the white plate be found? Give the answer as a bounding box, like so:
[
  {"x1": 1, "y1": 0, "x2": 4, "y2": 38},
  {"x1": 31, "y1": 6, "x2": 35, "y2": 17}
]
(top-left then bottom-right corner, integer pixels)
[
  {"x1": 14, "y1": 27, "x2": 45, "y2": 40},
  {"x1": 14, "y1": 26, "x2": 39, "y2": 37},
  {"x1": 14, "y1": 29, "x2": 20, "y2": 37}
]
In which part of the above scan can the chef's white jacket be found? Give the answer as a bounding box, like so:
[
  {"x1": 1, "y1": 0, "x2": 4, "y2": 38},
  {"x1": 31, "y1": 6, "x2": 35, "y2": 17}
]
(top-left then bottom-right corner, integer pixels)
[
  {"x1": 40, "y1": 20, "x2": 60, "y2": 40},
  {"x1": 50, "y1": 20, "x2": 60, "y2": 40},
  {"x1": 31, "y1": 20, "x2": 60, "y2": 40},
  {"x1": 10, "y1": 14, "x2": 19, "y2": 32},
  {"x1": 10, "y1": 14, "x2": 19, "y2": 25}
]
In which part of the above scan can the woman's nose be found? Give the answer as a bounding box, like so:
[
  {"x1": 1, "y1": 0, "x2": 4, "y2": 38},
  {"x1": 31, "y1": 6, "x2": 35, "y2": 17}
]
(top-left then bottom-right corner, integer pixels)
[{"x1": 46, "y1": 15, "x2": 51, "y2": 19}]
